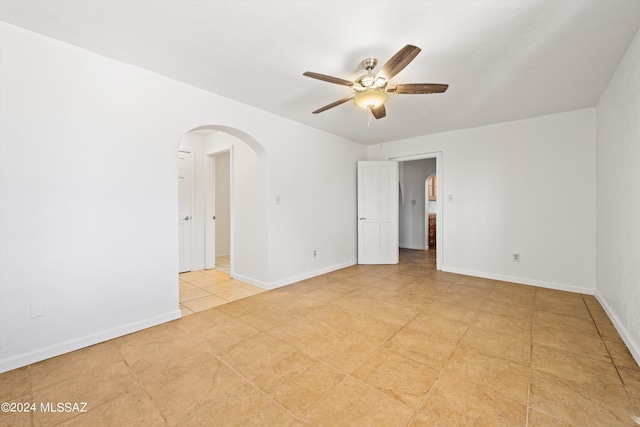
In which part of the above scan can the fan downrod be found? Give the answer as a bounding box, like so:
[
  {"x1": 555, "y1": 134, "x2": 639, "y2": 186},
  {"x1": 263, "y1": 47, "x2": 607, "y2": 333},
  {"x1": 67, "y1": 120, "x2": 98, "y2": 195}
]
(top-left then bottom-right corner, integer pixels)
[{"x1": 361, "y1": 58, "x2": 378, "y2": 71}]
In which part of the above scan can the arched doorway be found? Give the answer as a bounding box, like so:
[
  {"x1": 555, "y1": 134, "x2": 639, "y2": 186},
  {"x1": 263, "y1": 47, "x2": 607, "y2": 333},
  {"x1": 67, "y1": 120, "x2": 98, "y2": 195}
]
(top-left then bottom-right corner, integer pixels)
[{"x1": 176, "y1": 125, "x2": 268, "y2": 315}]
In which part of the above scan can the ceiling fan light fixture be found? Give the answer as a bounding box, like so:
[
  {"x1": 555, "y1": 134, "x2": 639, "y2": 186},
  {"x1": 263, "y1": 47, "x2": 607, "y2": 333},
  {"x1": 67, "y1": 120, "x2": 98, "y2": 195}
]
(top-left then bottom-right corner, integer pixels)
[
  {"x1": 304, "y1": 45, "x2": 448, "y2": 119},
  {"x1": 354, "y1": 90, "x2": 388, "y2": 109}
]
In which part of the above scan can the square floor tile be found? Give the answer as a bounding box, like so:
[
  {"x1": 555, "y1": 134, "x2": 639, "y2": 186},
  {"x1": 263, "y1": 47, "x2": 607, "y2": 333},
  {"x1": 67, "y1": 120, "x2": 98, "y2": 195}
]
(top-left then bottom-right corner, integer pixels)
[
  {"x1": 252, "y1": 351, "x2": 344, "y2": 416},
  {"x1": 301, "y1": 376, "x2": 414, "y2": 426},
  {"x1": 529, "y1": 369, "x2": 637, "y2": 426},
  {"x1": 175, "y1": 382, "x2": 296, "y2": 426},
  {"x1": 218, "y1": 332, "x2": 297, "y2": 380},
  {"x1": 442, "y1": 347, "x2": 530, "y2": 405},
  {"x1": 352, "y1": 348, "x2": 439, "y2": 408},
  {"x1": 417, "y1": 374, "x2": 526, "y2": 427},
  {"x1": 181, "y1": 294, "x2": 229, "y2": 312}
]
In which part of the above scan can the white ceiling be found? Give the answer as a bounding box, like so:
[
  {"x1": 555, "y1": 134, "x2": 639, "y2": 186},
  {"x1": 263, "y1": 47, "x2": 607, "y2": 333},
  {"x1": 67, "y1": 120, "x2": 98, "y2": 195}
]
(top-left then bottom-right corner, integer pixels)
[{"x1": 1, "y1": 1, "x2": 639, "y2": 145}]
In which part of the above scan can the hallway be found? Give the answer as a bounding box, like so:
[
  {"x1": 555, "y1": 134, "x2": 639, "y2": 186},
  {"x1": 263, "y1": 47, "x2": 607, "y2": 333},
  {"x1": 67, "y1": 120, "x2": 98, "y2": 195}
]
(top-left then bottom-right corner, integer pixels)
[{"x1": 179, "y1": 256, "x2": 263, "y2": 315}]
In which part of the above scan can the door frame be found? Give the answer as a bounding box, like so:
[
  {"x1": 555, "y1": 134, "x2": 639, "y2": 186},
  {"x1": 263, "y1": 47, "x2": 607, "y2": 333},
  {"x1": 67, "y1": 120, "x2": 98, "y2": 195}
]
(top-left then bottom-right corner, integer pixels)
[
  {"x1": 205, "y1": 147, "x2": 234, "y2": 275},
  {"x1": 391, "y1": 152, "x2": 443, "y2": 271}
]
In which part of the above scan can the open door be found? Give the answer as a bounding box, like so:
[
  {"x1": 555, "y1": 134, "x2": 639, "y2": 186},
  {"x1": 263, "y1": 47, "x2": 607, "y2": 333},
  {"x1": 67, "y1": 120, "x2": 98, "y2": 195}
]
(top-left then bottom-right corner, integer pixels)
[
  {"x1": 178, "y1": 149, "x2": 193, "y2": 273},
  {"x1": 205, "y1": 153, "x2": 216, "y2": 270},
  {"x1": 357, "y1": 161, "x2": 399, "y2": 264}
]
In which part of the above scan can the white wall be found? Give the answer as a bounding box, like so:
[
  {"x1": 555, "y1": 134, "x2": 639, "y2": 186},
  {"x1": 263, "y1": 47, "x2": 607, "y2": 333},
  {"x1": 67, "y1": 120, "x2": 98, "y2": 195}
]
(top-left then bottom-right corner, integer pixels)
[
  {"x1": 200, "y1": 132, "x2": 273, "y2": 289},
  {"x1": 183, "y1": 125, "x2": 366, "y2": 287},
  {"x1": 0, "y1": 22, "x2": 365, "y2": 372},
  {"x1": 369, "y1": 109, "x2": 597, "y2": 293},
  {"x1": 399, "y1": 159, "x2": 436, "y2": 250},
  {"x1": 595, "y1": 28, "x2": 640, "y2": 364},
  {"x1": 267, "y1": 127, "x2": 365, "y2": 286},
  {"x1": 201, "y1": 131, "x2": 271, "y2": 284},
  {"x1": 214, "y1": 151, "x2": 231, "y2": 258}
]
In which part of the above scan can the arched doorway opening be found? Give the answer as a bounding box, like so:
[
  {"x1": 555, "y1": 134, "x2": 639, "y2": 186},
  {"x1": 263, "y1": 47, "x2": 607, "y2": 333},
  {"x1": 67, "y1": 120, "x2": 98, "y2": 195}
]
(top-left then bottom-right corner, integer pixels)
[{"x1": 176, "y1": 125, "x2": 268, "y2": 315}]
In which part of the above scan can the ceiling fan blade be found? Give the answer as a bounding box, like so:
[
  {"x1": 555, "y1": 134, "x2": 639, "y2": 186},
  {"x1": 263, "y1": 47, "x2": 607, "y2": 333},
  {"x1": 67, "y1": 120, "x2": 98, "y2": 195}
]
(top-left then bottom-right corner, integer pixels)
[
  {"x1": 312, "y1": 97, "x2": 352, "y2": 114},
  {"x1": 303, "y1": 71, "x2": 353, "y2": 87},
  {"x1": 371, "y1": 104, "x2": 386, "y2": 119},
  {"x1": 391, "y1": 83, "x2": 449, "y2": 94},
  {"x1": 376, "y1": 45, "x2": 421, "y2": 81}
]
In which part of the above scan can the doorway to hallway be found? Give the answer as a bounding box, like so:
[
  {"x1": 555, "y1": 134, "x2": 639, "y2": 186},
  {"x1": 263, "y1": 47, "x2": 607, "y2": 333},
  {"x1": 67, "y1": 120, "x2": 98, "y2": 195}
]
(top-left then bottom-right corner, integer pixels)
[
  {"x1": 176, "y1": 124, "x2": 269, "y2": 308},
  {"x1": 393, "y1": 152, "x2": 443, "y2": 271},
  {"x1": 177, "y1": 132, "x2": 232, "y2": 275}
]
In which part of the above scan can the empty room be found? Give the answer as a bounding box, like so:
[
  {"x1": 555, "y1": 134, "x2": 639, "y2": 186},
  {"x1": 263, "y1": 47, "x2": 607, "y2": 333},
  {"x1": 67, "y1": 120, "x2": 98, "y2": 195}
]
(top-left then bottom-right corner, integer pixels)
[{"x1": 1, "y1": 1, "x2": 639, "y2": 426}]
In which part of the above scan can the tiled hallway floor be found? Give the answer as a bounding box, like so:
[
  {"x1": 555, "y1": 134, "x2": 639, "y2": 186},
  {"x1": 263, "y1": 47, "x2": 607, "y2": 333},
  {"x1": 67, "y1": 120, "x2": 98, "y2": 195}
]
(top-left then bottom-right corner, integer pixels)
[
  {"x1": 214, "y1": 255, "x2": 230, "y2": 274},
  {"x1": 179, "y1": 256, "x2": 263, "y2": 316},
  {"x1": 1, "y1": 249, "x2": 639, "y2": 426}
]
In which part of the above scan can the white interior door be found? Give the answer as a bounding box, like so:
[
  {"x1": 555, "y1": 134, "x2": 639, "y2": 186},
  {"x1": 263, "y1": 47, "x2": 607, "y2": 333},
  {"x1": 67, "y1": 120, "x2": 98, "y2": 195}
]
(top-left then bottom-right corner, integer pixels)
[
  {"x1": 178, "y1": 149, "x2": 193, "y2": 273},
  {"x1": 357, "y1": 161, "x2": 399, "y2": 264},
  {"x1": 205, "y1": 154, "x2": 216, "y2": 269}
]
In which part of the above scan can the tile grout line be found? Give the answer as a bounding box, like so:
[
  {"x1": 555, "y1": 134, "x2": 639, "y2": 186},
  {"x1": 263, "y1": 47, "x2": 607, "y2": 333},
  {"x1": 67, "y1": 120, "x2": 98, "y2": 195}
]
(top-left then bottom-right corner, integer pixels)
[
  {"x1": 406, "y1": 277, "x2": 496, "y2": 426},
  {"x1": 215, "y1": 312, "x2": 357, "y2": 424},
  {"x1": 208, "y1": 352, "x2": 302, "y2": 424},
  {"x1": 406, "y1": 305, "x2": 474, "y2": 425},
  {"x1": 77, "y1": 343, "x2": 171, "y2": 427},
  {"x1": 525, "y1": 287, "x2": 537, "y2": 427},
  {"x1": 584, "y1": 293, "x2": 640, "y2": 420},
  {"x1": 585, "y1": 294, "x2": 624, "y2": 380}
]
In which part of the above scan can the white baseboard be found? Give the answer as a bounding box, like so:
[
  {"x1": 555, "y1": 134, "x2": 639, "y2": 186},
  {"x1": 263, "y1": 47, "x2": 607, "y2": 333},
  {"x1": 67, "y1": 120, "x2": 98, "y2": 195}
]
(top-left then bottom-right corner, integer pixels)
[
  {"x1": 267, "y1": 260, "x2": 358, "y2": 290},
  {"x1": 5, "y1": 264, "x2": 626, "y2": 374},
  {"x1": 1, "y1": 260, "x2": 358, "y2": 373},
  {"x1": 191, "y1": 264, "x2": 205, "y2": 272},
  {"x1": 234, "y1": 260, "x2": 358, "y2": 291},
  {"x1": 441, "y1": 266, "x2": 595, "y2": 295},
  {"x1": 399, "y1": 245, "x2": 427, "y2": 251},
  {"x1": 439, "y1": 266, "x2": 640, "y2": 364},
  {"x1": 0, "y1": 309, "x2": 181, "y2": 374},
  {"x1": 230, "y1": 273, "x2": 271, "y2": 290},
  {"x1": 594, "y1": 291, "x2": 640, "y2": 367}
]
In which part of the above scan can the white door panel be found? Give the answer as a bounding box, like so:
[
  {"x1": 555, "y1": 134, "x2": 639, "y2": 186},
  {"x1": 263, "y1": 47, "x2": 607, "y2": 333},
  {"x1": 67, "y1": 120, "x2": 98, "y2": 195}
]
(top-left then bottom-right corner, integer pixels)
[
  {"x1": 358, "y1": 161, "x2": 399, "y2": 264},
  {"x1": 178, "y1": 150, "x2": 193, "y2": 273},
  {"x1": 205, "y1": 154, "x2": 216, "y2": 270}
]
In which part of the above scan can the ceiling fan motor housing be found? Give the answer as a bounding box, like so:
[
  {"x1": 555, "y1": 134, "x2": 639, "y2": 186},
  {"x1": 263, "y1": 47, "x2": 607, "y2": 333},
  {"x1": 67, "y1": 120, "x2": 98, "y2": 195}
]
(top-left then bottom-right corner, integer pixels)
[{"x1": 361, "y1": 57, "x2": 378, "y2": 70}]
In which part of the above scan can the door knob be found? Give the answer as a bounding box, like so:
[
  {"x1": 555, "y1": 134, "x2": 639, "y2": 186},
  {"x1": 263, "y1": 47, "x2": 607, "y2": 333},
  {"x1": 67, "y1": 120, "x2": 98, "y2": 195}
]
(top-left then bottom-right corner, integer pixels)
[
  {"x1": 185, "y1": 216, "x2": 190, "y2": 220},
  {"x1": 359, "y1": 217, "x2": 367, "y2": 220}
]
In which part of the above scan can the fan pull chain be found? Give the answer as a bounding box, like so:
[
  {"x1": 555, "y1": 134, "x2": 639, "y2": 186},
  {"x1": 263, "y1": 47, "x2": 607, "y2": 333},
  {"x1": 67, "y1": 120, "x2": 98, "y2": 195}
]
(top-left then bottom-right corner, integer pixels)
[{"x1": 368, "y1": 107, "x2": 373, "y2": 127}]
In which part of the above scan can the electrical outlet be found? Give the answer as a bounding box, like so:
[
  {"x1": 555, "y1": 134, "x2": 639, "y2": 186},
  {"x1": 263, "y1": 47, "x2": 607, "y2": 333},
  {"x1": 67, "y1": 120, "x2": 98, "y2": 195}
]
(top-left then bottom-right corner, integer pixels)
[
  {"x1": 513, "y1": 253, "x2": 520, "y2": 262},
  {"x1": 30, "y1": 300, "x2": 45, "y2": 318}
]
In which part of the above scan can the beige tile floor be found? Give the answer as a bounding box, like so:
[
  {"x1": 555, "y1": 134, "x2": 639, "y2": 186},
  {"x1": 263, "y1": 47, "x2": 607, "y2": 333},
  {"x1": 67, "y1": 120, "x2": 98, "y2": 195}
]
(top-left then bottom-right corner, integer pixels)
[
  {"x1": 214, "y1": 255, "x2": 230, "y2": 274},
  {"x1": 1, "y1": 249, "x2": 639, "y2": 426},
  {"x1": 179, "y1": 256, "x2": 264, "y2": 316}
]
